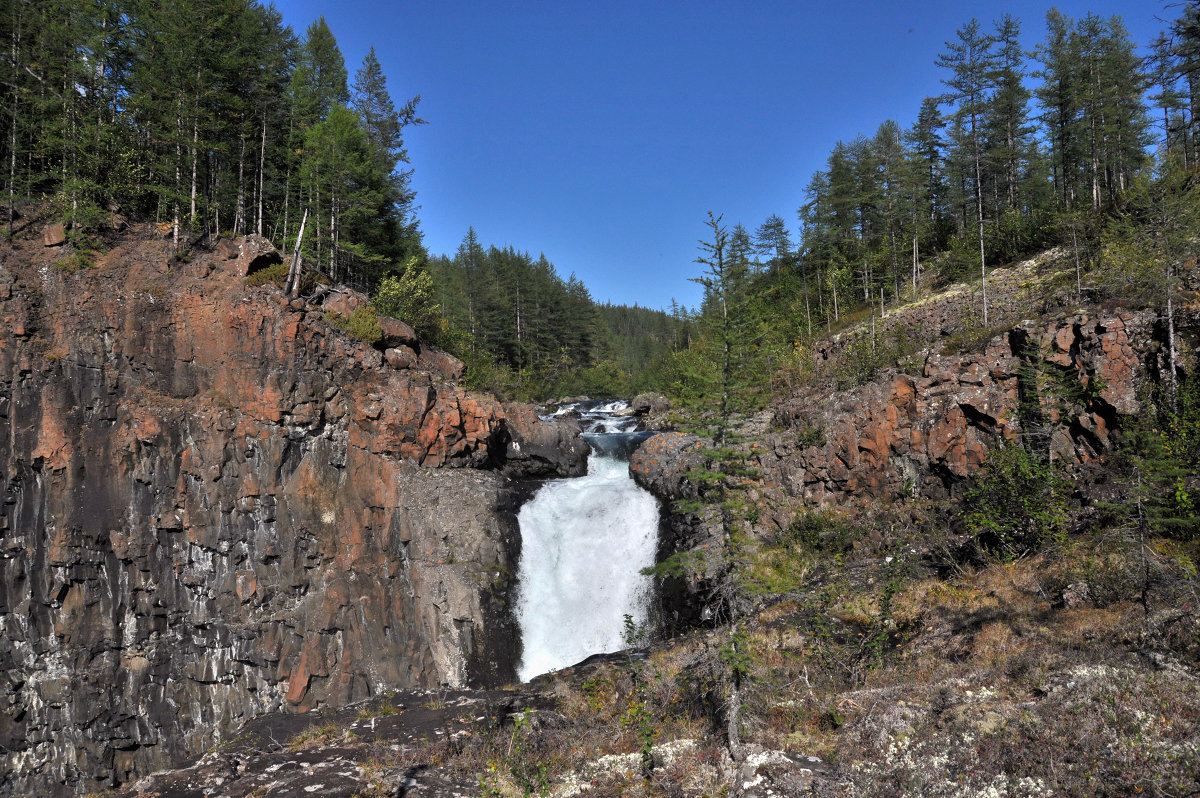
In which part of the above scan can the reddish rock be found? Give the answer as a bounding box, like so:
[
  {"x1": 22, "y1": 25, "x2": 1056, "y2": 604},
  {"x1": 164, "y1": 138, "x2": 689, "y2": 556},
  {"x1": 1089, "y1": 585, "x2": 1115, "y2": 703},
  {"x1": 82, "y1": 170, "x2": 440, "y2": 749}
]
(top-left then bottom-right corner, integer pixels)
[
  {"x1": 378, "y1": 315, "x2": 418, "y2": 346},
  {"x1": 322, "y1": 288, "x2": 368, "y2": 317},
  {"x1": 42, "y1": 223, "x2": 67, "y2": 247},
  {"x1": 417, "y1": 346, "x2": 466, "y2": 380},
  {"x1": 763, "y1": 310, "x2": 1159, "y2": 508},
  {"x1": 385, "y1": 345, "x2": 418, "y2": 369},
  {"x1": 231, "y1": 234, "x2": 282, "y2": 279}
]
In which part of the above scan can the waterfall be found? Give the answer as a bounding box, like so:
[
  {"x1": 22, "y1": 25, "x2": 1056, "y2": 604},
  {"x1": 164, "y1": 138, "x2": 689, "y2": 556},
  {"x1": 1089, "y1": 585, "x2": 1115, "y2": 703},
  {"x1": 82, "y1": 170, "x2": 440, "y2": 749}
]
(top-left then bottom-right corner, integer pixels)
[{"x1": 515, "y1": 403, "x2": 660, "y2": 682}]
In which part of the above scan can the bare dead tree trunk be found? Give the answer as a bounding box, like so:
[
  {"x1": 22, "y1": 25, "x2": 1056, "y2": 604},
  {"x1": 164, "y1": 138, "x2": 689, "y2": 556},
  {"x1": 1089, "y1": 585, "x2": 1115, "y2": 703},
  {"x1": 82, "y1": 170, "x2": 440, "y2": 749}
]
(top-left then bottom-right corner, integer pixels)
[
  {"x1": 972, "y1": 111, "x2": 988, "y2": 328},
  {"x1": 1072, "y1": 222, "x2": 1082, "y2": 301},
  {"x1": 189, "y1": 115, "x2": 198, "y2": 229},
  {"x1": 173, "y1": 103, "x2": 182, "y2": 252},
  {"x1": 286, "y1": 208, "x2": 308, "y2": 298},
  {"x1": 257, "y1": 115, "x2": 266, "y2": 236},
  {"x1": 912, "y1": 235, "x2": 919, "y2": 297},
  {"x1": 1166, "y1": 263, "x2": 1178, "y2": 409},
  {"x1": 234, "y1": 132, "x2": 246, "y2": 236}
]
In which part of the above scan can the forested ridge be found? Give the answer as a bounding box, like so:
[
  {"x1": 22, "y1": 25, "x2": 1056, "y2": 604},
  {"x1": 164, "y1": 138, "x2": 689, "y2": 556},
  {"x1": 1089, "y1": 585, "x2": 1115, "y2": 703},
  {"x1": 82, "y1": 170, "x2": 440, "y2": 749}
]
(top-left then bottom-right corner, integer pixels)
[
  {"x1": 670, "y1": 5, "x2": 1200, "y2": 442},
  {"x1": 4, "y1": 1, "x2": 1200, "y2": 406},
  {"x1": 1, "y1": 0, "x2": 684, "y2": 400}
]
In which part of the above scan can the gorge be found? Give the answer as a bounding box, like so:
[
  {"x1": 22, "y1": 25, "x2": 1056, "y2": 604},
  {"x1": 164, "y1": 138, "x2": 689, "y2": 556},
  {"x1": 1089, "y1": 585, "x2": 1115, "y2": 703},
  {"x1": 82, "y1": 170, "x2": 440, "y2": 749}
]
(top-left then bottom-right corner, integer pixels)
[{"x1": 3, "y1": 216, "x2": 1199, "y2": 798}]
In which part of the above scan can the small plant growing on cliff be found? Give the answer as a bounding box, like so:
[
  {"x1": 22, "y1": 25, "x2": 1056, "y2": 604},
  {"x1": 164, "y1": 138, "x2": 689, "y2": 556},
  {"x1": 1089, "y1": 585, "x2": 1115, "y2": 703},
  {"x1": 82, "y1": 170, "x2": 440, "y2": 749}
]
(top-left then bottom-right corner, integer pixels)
[
  {"x1": 796, "y1": 421, "x2": 825, "y2": 448},
  {"x1": 325, "y1": 306, "x2": 383, "y2": 345},
  {"x1": 287, "y1": 721, "x2": 345, "y2": 751},
  {"x1": 53, "y1": 250, "x2": 94, "y2": 274}
]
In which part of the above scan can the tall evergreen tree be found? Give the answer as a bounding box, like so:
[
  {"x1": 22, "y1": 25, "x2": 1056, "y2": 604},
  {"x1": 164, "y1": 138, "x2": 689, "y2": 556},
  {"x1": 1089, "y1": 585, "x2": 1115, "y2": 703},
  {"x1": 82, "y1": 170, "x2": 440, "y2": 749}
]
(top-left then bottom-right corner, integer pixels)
[{"x1": 937, "y1": 19, "x2": 996, "y2": 325}]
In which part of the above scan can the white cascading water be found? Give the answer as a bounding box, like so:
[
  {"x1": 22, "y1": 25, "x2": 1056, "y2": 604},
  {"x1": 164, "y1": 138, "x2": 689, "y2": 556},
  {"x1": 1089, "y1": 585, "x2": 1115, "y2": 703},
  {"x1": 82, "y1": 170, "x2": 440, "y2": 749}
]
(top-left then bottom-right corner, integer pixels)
[{"x1": 515, "y1": 402, "x2": 659, "y2": 682}]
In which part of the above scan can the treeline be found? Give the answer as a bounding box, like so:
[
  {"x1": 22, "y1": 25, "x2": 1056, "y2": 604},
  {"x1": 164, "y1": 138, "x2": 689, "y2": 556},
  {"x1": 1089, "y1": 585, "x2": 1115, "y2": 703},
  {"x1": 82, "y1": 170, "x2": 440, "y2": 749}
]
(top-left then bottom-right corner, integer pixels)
[
  {"x1": 786, "y1": 9, "x2": 1178, "y2": 340},
  {"x1": 429, "y1": 229, "x2": 690, "y2": 399},
  {"x1": 3, "y1": 0, "x2": 423, "y2": 288},
  {"x1": 2, "y1": 0, "x2": 687, "y2": 400}
]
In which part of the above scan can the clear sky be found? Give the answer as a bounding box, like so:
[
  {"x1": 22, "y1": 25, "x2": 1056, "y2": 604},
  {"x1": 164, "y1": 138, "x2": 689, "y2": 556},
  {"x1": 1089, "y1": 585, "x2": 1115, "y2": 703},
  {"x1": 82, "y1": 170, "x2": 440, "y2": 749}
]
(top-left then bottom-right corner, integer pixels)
[{"x1": 272, "y1": 0, "x2": 1171, "y2": 311}]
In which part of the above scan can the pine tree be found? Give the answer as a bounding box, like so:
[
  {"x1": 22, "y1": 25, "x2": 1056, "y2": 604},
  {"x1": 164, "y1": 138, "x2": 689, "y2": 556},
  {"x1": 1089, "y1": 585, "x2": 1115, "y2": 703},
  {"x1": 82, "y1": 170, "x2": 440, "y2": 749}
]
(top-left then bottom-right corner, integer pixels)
[
  {"x1": 688, "y1": 212, "x2": 763, "y2": 446},
  {"x1": 1035, "y1": 9, "x2": 1084, "y2": 210},
  {"x1": 905, "y1": 97, "x2": 946, "y2": 291},
  {"x1": 1176, "y1": 2, "x2": 1200, "y2": 164},
  {"x1": 292, "y1": 17, "x2": 348, "y2": 127},
  {"x1": 1148, "y1": 32, "x2": 1189, "y2": 166},
  {"x1": 986, "y1": 15, "x2": 1035, "y2": 216}
]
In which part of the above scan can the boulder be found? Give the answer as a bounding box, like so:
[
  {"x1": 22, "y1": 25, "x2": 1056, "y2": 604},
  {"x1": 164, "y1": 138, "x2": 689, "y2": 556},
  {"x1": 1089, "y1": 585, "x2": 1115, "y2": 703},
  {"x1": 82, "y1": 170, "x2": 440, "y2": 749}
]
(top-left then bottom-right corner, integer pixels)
[
  {"x1": 501, "y1": 403, "x2": 588, "y2": 478},
  {"x1": 729, "y1": 746, "x2": 834, "y2": 798},
  {"x1": 233, "y1": 235, "x2": 282, "y2": 278},
  {"x1": 42, "y1": 223, "x2": 67, "y2": 247},
  {"x1": 417, "y1": 347, "x2": 466, "y2": 380},
  {"x1": 630, "y1": 432, "x2": 703, "y2": 500},
  {"x1": 384, "y1": 345, "x2": 418, "y2": 369},
  {"x1": 632, "y1": 392, "x2": 670, "y2": 415},
  {"x1": 378, "y1": 315, "x2": 418, "y2": 347},
  {"x1": 322, "y1": 288, "x2": 369, "y2": 317}
]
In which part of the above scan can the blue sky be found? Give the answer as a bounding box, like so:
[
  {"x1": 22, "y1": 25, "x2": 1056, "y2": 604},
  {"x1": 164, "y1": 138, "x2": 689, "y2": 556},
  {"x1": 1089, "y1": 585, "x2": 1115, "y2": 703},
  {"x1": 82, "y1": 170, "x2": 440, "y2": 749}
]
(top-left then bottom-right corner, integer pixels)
[{"x1": 273, "y1": 1, "x2": 1171, "y2": 311}]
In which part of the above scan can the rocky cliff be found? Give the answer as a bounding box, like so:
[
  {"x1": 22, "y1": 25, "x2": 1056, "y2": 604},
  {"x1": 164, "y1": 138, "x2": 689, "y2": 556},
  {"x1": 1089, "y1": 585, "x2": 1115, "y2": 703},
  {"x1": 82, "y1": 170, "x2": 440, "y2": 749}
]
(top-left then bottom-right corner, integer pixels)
[
  {"x1": 763, "y1": 309, "x2": 1169, "y2": 509},
  {"x1": 634, "y1": 308, "x2": 1184, "y2": 513},
  {"x1": 0, "y1": 224, "x2": 582, "y2": 795}
]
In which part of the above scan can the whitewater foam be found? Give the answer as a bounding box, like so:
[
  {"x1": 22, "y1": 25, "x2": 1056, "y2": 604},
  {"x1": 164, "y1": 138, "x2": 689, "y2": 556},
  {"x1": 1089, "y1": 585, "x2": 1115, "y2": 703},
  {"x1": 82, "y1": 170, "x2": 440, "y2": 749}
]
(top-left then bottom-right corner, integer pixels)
[{"x1": 514, "y1": 451, "x2": 659, "y2": 681}]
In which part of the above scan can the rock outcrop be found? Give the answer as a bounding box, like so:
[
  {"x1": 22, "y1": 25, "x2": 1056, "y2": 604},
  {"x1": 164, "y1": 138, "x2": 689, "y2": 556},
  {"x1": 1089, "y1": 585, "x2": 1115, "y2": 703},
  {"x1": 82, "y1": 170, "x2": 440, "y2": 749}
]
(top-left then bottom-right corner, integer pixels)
[
  {"x1": 499, "y1": 403, "x2": 588, "y2": 478},
  {"x1": 0, "y1": 226, "x2": 582, "y2": 795},
  {"x1": 764, "y1": 310, "x2": 1163, "y2": 508}
]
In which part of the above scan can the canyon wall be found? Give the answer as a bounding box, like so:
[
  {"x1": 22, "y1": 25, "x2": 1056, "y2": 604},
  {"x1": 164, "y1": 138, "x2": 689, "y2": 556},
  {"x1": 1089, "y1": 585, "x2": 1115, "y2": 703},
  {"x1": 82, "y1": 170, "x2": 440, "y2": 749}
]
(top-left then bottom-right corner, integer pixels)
[{"x1": 0, "y1": 227, "x2": 579, "y2": 795}]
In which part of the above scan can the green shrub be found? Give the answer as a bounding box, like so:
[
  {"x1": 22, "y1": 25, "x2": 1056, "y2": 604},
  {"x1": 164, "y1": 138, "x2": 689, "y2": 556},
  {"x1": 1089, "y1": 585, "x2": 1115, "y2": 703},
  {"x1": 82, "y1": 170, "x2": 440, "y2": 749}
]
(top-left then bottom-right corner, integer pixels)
[
  {"x1": 244, "y1": 261, "x2": 289, "y2": 287},
  {"x1": 53, "y1": 250, "x2": 94, "y2": 274},
  {"x1": 324, "y1": 306, "x2": 383, "y2": 345},
  {"x1": 788, "y1": 511, "x2": 855, "y2": 554},
  {"x1": 963, "y1": 444, "x2": 1070, "y2": 560},
  {"x1": 796, "y1": 422, "x2": 826, "y2": 448},
  {"x1": 373, "y1": 257, "x2": 442, "y2": 339}
]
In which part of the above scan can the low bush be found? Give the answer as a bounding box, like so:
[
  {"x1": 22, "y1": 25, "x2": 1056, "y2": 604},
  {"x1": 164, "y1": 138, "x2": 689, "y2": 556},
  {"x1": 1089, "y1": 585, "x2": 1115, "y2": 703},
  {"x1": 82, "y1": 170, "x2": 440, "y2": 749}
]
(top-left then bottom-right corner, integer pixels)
[
  {"x1": 962, "y1": 444, "x2": 1070, "y2": 560},
  {"x1": 325, "y1": 306, "x2": 383, "y2": 345}
]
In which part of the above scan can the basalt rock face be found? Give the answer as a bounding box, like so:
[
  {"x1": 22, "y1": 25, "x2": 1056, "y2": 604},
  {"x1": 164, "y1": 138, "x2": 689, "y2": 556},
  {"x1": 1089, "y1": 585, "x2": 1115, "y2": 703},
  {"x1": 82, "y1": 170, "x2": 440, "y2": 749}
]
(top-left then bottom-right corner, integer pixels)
[
  {"x1": 500, "y1": 403, "x2": 588, "y2": 479},
  {"x1": 0, "y1": 228, "x2": 580, "y2": 796},
  {"x1": 763, "y1": 309, "x2": 1167, "y2": 508}
]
